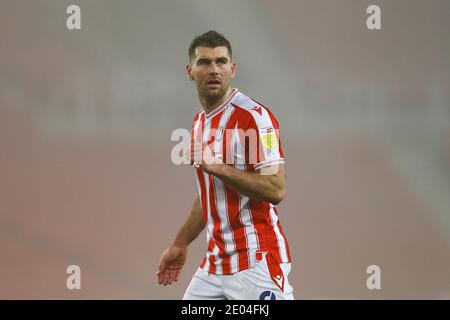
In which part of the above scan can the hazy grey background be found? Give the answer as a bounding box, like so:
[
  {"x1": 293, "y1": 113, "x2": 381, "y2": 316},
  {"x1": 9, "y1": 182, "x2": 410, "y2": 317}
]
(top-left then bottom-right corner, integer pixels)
[{"x1": 1, "y1": 0, "x2": 449, "y2": 299}]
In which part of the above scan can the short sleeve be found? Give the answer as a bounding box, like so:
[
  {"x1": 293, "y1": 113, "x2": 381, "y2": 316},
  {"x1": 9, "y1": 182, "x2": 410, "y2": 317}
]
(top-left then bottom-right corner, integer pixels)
[{"x1": 246, "y1": 106, "x2": 285, "y2": 171}]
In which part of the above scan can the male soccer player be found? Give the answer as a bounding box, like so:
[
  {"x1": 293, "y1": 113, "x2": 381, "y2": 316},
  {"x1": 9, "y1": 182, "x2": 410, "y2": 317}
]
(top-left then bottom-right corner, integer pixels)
[{"x1": 157, "y1": 31, "x2": 294, "y2": 300}]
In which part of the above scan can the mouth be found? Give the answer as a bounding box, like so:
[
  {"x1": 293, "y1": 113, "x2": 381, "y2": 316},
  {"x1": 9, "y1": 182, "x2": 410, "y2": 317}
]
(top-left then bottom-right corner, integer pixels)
[{"x1": 206, "y1": 79, "x2": 221, "y2": 87}]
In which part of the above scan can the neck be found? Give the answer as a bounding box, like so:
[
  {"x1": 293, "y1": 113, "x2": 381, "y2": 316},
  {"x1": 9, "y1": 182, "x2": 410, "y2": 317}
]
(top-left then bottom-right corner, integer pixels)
[{"x1": 200, "y1": 87, "x2": 233, "y2": 115}]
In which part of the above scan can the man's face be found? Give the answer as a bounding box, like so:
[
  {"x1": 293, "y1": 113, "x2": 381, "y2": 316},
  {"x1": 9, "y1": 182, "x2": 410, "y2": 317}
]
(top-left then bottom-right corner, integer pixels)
[{"x1": 186, "y1": 46, "x2": 236, "y2": 101}]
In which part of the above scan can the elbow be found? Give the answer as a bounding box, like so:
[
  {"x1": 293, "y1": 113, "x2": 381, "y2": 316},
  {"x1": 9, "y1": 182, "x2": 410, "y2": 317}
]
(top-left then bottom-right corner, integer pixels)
[{"x1": 269, "y1": 187, "x2": 286, "y2": 205}]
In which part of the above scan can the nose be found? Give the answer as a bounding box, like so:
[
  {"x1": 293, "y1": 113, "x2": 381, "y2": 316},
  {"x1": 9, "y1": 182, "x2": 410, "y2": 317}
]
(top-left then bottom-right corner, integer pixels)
[{"x1": 208, "y1": 62, "x2": 220, "y2": 75}]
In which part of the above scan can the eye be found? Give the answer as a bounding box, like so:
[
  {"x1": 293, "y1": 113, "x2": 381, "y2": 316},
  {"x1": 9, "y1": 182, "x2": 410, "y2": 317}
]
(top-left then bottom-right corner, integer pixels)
[{"x1": 197, "y1": 59, "x2": 209, "y2": 66}]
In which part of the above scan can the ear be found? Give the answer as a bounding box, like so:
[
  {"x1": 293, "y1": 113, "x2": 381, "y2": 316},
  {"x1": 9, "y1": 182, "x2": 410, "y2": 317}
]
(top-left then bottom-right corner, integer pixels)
[
  {"x1": 230, "y1": 61, "x2": 237, "y2": 79},
  {"x1": 186, "y1": 64, "x2": 194, "y2": 81}
]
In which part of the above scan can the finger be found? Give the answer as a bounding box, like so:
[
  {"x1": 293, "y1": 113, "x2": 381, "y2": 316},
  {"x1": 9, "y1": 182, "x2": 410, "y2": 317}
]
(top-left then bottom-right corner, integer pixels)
[
  {"x1": 167, "y1": 271, "x2": 173, "y2": 285},
  {"x1": 157, "y1": 264, "x2": 165, "y2": 284},
  {"x1": 174, "y1": 270, "x2": 181, "y2": 282},
  {"x1": 158, "y1": 272, "x2": 164, "y2": 285},
  {"x1": 162, "y1": 270, "x2": 170, "y2": 286},
  {"x1": 168, "y1": 269, "x2": 176, "y2": 285},
  {"x1": 167, "y1": 269, "x2": 173, "y2": 285}
]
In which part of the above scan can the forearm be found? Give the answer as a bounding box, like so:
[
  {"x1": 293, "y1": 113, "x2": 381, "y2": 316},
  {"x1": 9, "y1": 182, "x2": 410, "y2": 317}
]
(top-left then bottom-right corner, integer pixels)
[
  {"x1": 214, "y1": 165, "x2": 285, "y2": 205},
  {"x1": 173, "y1": 194, "x2": 205, "y2": 248}
]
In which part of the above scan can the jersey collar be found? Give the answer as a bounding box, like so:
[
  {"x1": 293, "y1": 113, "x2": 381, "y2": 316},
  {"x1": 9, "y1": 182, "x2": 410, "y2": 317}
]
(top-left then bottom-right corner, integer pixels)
[{"x1": 203, "y1": 88, "x2": 239, "y2": 120}]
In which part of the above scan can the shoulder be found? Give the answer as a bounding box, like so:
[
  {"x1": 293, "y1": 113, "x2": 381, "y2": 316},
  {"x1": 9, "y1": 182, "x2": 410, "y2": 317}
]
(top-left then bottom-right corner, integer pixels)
[
  {"x1": 190, "y1": 110, "x2": 204, "y2": 132},
  {"x1": 231, "y1": 92, "x2": 280, "y2": 128},
  {"x1": 192, "y1": 109, "x2": 204, "y2": 123}
]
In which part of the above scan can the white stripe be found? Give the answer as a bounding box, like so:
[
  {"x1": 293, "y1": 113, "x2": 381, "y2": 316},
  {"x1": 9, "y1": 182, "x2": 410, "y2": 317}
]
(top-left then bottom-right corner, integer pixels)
[
  {"x1": 194, "y1": 175, "x2": 202, "y2": 210},
  {"x1": 254, "y1": 158, "x2": 285, "y2": 165},
  {"x1": 213, "y1": 106, "x2": 234, "y2": 160},
  {"x1": 269, "y1": 204, "x2": 289, "y2": 262},
  {"x1": 193, "y1": 112, "x2": 203, "y2": 139},
  {"x1": 233, "y1": 127, "x2": 259, "y2": 268},
  {"x1": 212, "y1": 106, "x2": 238, "y2": 272},
  {"x1": 203, "y1": 230, "x2": 211, "y2": 272},
  {"x1": 202, "y1": 117, "x2": 211, "y2": 145}
]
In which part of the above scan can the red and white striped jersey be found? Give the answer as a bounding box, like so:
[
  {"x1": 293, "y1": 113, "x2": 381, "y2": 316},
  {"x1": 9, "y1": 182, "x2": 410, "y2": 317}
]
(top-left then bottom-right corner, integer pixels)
[{"x1": 191, "y1": 88, "x2": 292, "y2": 275}]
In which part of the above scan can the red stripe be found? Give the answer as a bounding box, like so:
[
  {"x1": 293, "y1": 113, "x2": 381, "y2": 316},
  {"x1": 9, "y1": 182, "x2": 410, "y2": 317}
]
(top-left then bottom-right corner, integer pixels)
[
  {"x1": 194, "y1": 114, "x2": 208, "y2": 221},
  {"x1": 208, "y1": 255, "x2": 216, "y2": 274},
  {"x1": 249, "y1": 200, "x2": 270, "y2": 247},
  {"x1": 230, "y1": 104, "x2": 268, "y2": 168},
  {"x1": 199, "y1": 258, "x2": 206, "y2": 269},
  {"x1": 205, "y1": 237, "x2": 215, "y2": 272}
]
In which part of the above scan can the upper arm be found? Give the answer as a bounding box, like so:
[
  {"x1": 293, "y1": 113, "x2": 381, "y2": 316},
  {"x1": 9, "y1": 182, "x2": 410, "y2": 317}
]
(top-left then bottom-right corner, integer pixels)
[{"x1": 255, "y1": 163, "x2": 286, "y2": 204}]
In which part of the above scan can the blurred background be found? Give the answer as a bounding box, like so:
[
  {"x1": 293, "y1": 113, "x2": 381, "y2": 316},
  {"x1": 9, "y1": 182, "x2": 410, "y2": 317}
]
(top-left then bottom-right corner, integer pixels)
[{"x1": 1, "y1": 0, "x2": 449, "y2": 299}]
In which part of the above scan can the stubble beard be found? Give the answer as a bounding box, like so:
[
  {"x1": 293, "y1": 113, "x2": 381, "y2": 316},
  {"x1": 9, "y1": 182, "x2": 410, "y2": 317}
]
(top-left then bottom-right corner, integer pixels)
[{"x1": 200, "y1": 83, "x2": 229, "y2": 106}]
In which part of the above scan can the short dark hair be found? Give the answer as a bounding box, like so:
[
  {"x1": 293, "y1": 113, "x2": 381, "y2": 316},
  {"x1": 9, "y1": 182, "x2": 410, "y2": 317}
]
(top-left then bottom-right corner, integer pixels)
[{"x1": 188, "y1": 30, "x2": 232, "y2": 62}]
